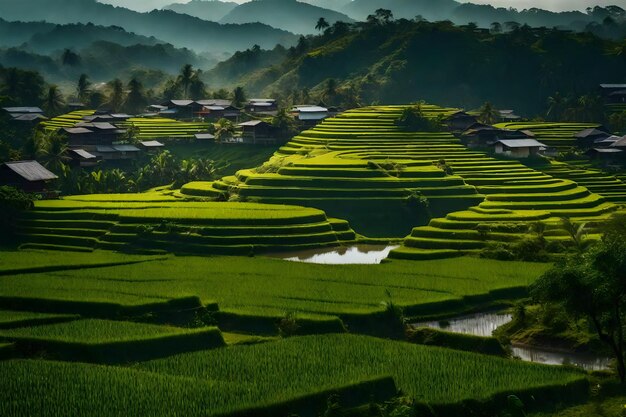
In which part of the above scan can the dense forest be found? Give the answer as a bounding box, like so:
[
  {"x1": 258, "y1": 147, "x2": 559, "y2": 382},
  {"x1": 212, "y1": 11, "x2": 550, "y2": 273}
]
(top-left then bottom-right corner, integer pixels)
[{"x1": 207, "y1": 14, "x2": 626, "y2": 116}]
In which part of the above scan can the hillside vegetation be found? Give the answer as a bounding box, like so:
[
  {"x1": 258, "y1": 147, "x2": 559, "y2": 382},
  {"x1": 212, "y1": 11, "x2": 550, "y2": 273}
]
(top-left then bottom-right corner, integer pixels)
[{"x1": 215, "y1": 19, "x2": 626, "y2": 115}]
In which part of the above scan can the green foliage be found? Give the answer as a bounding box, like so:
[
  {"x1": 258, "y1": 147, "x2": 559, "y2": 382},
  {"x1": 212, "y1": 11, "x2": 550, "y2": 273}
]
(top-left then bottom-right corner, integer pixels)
[
  {"x1": 0, "y1": 186, "x2": 34, "y2": 243},
  {"x1": 396, "y1": 105, "x2": 443, "y2": 132}
]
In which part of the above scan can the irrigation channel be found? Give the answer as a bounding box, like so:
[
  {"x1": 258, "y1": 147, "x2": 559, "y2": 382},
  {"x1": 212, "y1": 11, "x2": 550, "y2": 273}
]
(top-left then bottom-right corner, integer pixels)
[
  {"x1": 412, "y1": 312, "x2": 613, "y2": 371},
  {"x1": 268, "y1": 245, "x2": 400, "y2": 265}
]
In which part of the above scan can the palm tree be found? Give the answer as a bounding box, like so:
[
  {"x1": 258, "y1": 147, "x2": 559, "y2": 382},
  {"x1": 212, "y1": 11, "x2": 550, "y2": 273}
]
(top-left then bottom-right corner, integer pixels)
[
  {"x1": 125, "y1": 78, "x2": 147, "y2": 114},
  {"x1": 478, "y1": 102, "x2": 499, "y2": 125},
  {"x1": 189, "y1": 71, "x2": 207, "y2": 100},
  {"x1": 214, "y1": 118, "x2": 236, "y2": 143},
  {"x1": 178, "y1": 64, "x2": 195, "y2": 98},
  {"x1": 76, "y1": 74, "x2": 91, "y2": 104},
  {"x1": 232, "y1": 86, "x2": 246, "y2": 108},
  {"x1": 315, "y1": 17, "x2": 330, "y2": 32},
  {"x1": 272, "y1": 109, "x2": 297, "y2": 140},
  {"x1": 323, "y1": 79, "x2": 338, "y2": 105},
  {"x1": 107, "y1": 79, "x2": 125, "y2": 112},
  {"x1": 40, "y1": 133, "x2": 69, "y2": 174},
  {"x1": 490, "y1": 22, "x2": 502, "y2": 33},
  {"x1": 42, "y1": 85, "x2": 65, "y2": 116},
  {"x1": 546, "y1": 92, "x2": 566, "y2": 121}
]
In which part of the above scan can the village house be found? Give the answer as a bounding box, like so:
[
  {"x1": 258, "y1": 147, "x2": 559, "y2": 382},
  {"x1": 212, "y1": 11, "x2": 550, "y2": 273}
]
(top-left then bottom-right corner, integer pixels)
[
  {"x1": 585, "y1": 147, "x2": 624, "y2": 166},
  {"x1": 444, "y1": 111, "x2": 478, "y2": 132},
  {"x1": 194, "y1": 133, "x2": 216, "y2": 141},
  {"x1": 238, "y1": 120, "x2": 275, "y2": 144},
  {"x1": 600, "y1": 84, "x2": 626, "y2": 104},
  {"x1": 575, "y1": 127, "x2": 611, "y2": 149},
  {"x1": 496, "y1": 109, "x2": 522, "y2": 122},
  {"x1": 63, "y1": 122, "x2": 126, "y2": 149},
  {"x1": 139, "y1": 141, "x2": 165, "y2": 154},
  {"x1": 246, "y1": 99, "x2": 278, "y2": 115},
  {"x1": 291, "y1": 105, "x2": 329, "y2": 127},
  {"x1": 66, "y1": 149, "x2": 99, "y2": 168},
  {"x1": 0, "y1": 160, "x2": 58, "y2": 195},
  {"x1": 196, "y1": 104, "x2": 241, "y2": 120},
  {"x1": 494, "y1": 139, "x2": 547, "y2": 158}
]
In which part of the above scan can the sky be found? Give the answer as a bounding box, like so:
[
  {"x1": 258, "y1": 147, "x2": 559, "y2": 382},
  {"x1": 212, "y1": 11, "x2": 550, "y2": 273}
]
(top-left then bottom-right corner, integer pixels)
[{"x1": 98, "y1": 0, "x2": 626, "y2": 13}]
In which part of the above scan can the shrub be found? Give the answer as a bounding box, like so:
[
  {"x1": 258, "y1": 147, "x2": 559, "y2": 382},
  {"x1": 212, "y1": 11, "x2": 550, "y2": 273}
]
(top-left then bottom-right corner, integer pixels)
[{"x1": 0, "y1": 186, "x2": 35, "y2": 243}]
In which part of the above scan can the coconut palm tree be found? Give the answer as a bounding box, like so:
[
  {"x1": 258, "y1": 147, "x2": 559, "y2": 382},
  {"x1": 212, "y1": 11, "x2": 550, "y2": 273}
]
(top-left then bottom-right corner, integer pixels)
[
  {"x1": 40, "y1": 132, "x2": 70, "y2": 174},
  {"x1": 178, "y1": 64, "x2": 195, "y2": 98},
  {"x1": 76, "y1": 74, "x2": 91, "y2": 104},
  {"x1": 214, "y1": 118, "x2": 236, "y2": 144},
  {"x1": 42, "y1": 85, "x2": 65, "y2": 116},
  {"x1": 323, "y1": 79, "x2": 338, "y2": 105},
  {"x1": 478, "y1": 101, "x2": 499, "y2": 125},
  {"x1": 125, "y1": 78, "x2": 147, "y2": 114},
  {"x1": 232, "y1": 86, "x2": 246, "y2": 108},
  {"x1": 546, "y1": 92, "x2": 567, "y2": 121},
  {"x1": 315, "y1": 17, "x2": 330, "y2": 32},
  {"x1": 107, "y1": 79, "x2": 126, "y2": 112}
]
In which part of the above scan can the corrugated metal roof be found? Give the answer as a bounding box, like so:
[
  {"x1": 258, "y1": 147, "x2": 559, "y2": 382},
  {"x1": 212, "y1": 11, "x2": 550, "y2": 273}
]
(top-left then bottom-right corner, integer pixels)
[
  {"x1": 611, "y1": 137, "x2": 626, "y2": 148},
  {"x1": 294, "y1": 106, "x2": 328, "y2": 113},
  {"x1": 575, "y1": 128, "x2": 608, "y2": 139},
  {"x1": 11, "y1": 113, "x2": 47, "y2": 121},
  {"x1": 69, "y1": 149, "x2": 97, "y2": 159},
  {"x1": 3, "y1": 107, "x2": 43, "y2": 114},
  {"x1": 3, "y1": 160, "x2": 57, "y2": 181},
  {"x1": 238, "y1": 120, "x2": 267, "y2": 127},
  {"x1": 496, "y1": 139, "x2": 547, "y2": 148},
  {"x1": 114, "y1": 145, "x2": 140, "y2": 152},
  {"x1": 195, "y1": 133, "x2": 216, "y2": 140},
  {"x1": 140, "y1": 141, "x2": 165, "y2": 147},
  {"x1": 63, "y1": 127, "x2": 93, "y2": 134},
  {"x1": 590, "y1": 148, "x2": 623, "y2": 153},
  {"x1": 96, "y1": 146, "x2": 116, "y2": 153}
]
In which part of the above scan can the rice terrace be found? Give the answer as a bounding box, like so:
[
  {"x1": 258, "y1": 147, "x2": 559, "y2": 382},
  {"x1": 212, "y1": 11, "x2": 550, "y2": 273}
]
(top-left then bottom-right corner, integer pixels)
[{"x1": 1, "y1": 2, "x2": 626, "y2": 416}]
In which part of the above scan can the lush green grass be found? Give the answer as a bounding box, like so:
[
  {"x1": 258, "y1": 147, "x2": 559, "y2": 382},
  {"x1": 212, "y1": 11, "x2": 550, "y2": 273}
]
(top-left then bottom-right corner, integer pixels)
[
  {"x1": 139, "y1": 334, "x2": 586, "y2": 409},
  {"x1": 0, "y1": 252, "x2": 549, "y2": 321},
  {"x1": 0, "y1": 310, "x2": 79, "y2": 329}
]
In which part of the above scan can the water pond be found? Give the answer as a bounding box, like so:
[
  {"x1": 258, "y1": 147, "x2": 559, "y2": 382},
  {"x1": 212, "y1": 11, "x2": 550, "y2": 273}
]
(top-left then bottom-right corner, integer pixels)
[{"x1": 267, "y1": 245, "x2": 399, "y2": 265}]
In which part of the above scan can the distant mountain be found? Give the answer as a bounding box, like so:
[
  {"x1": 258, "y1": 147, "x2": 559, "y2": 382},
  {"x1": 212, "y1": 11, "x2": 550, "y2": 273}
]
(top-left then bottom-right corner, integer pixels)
[
  {"x1": 298, "y1": 0, "x2": 352, "y2": 13},
  {"x1": 0, "y1": 20, "x2": 164, "y2": 55},
  {"x1": 220, "y1": 0, "x2": 355, "y2": 35},
  {"x1": 163, "y1": 0, "x2": 238, "y2": 22},
  {"x1": 0, "y1": 0, "x2": 298, "y2": 54},
  {"x1": 0, "y1": 40, "x2": 214, "y2": 84},
  {"x1": 450, "y1": 3, "x2": 592, "y2": 28}
]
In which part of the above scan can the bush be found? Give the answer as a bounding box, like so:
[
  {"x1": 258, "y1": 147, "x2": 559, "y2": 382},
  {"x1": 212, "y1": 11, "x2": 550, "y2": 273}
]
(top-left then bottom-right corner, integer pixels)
[{"x1": 0, "y1": 186, "x2": 35, "y2": 243}]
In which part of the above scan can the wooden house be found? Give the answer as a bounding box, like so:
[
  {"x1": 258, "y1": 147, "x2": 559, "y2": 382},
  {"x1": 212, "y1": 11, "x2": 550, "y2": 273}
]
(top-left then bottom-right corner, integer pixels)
[
  {"x1": 63, "y1": 122, "x2": 126, "y2": 149},
  {"x1": 494, "y1": 139, "x2": 547, "y2": 158},
  {"x1": 238, "y1": 121, "x2": 275, "y2": 144},
  {"x1": 0, "y1": 160, "x2": 57, "y2": 193},
  {"x1": 585, "y1": 148, "x2": 624, "y2": 166},
  {"x1": 139, "y1": 141, "x2": 165, "y2": 154},
  {"x1": 246, "y1": 99, "x2": 278, "y2": 115},
  {"x1": 66, "y1": 149, "x2": 99, "y2": 168},
  {"x1": 575, "y1": 127, "x2": 611, "y2": 149},
  {"x1": 445, "y1": 111, "x2": 478, "y2": 132},
  {"x1": 600, "y1": 84, "x2": 626, "y2": 104}
]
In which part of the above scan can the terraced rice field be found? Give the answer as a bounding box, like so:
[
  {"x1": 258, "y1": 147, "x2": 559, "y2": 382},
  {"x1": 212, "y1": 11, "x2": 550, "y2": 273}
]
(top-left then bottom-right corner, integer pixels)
[
  {"x1": 182, "y1": 105, "x2": 485, "y2": 236},
  {"x1": 179, "y1": 105, "x2": 618, "y2": 256},
  {"x1": 40, "y1": 110, "x2": 96, "y2": 131},
  {"x1": 118, "y1": 117, "x2": 212, "y2": 140},
  {"x1": 495, "y1": 122, "x2": 599, "y2": 152},
  {"x1": 536, "y1": 161, "x2": 626, "y2": 204},
  {"x1": 16, "y1": 192, "x2": 355, "y2": 255}
]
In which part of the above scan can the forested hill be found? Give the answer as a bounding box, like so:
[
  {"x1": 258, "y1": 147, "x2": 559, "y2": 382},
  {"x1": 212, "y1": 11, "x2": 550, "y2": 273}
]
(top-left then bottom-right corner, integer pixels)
[
  {"x1": 0, "y1": 0, "x2": 298, "y2": 54},
  {"x1": 210, "y1": 19, "x2": 626, "y2": 116},
  {"x1": 0, "y1": 20, "x2": 163, "y2": 55},
  {"x1": 219, "y1": 0, "x2": 355, "y2": 35}
]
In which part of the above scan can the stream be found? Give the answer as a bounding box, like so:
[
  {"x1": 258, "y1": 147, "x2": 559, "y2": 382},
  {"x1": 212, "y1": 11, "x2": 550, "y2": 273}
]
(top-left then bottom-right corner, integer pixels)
[{"x1": 412, "y1": 312, "x2": 613, "y2": 371}]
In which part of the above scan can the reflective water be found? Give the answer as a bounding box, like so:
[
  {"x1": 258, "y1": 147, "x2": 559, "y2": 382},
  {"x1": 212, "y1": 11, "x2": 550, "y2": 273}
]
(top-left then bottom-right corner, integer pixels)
[
  {"x1": 413, "y1": 312, "x2": 513, "y2": 337},
  {"x1": 412, "y1": 312, "x2": 612, "y2": 371},
  {"x1": 269, "y1": 245, "x2": 399, "y2": 265}
]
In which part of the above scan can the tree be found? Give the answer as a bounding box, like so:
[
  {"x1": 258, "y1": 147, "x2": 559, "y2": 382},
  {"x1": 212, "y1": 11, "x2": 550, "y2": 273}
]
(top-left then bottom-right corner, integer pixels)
[
  {"x1": 61, "y1": 49, "x2": 81, "y2": 66},
  {"x1": 214, "y1": 118, "x2": 236, "y2": 143},
  {"x1": 478, "y1": 101, "x2": 499, "y2": 125},
  {"x1": 531, "y1": 226, "x2": 626, "y2": 381},
  {"x1": 178, "y1": 64, "x2": 195, "y2": 98},
  {"x1": 189, "y1": 70, "x2": 207, "y2": 100},
  {"x1": 76, "y1": 74, "x2": 91, "y2": 104},
  {"x1": 323, "y1": 79, "x2": 338, "y2": 105},
  {"x1": 504, "y1": 21, "x2": 521, "y2": 31},
  {"x1": 271, "y1": 108, "x2": 298, "y2": 140},
  {"x1": 42, "y1": 85, "x2": 65, "y2": 116},
  {"x1": 490, "y1": 22, "x2": 502, "y2": 34},
  {"x1": 107, "y1": 79, "x2": 126, "y2": 112},
  {"x1": 546, "y1": 92, "x2": 566, "y2": 121},
  {"x1": 232, "y1": 86, "x2": 246, "y2": 108},
  {"x1": 315, "y1": 17, "x2": 330, "y2": 32},
  {"x1": 125, "y1": 78, "x2": 147, "y2": 114},
  {"x1": 375, "y1": 8, "x2": 394, "y2": 24},
  {"x1": 40, "y1": 132, "x2": 69, "y2": 174}
]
